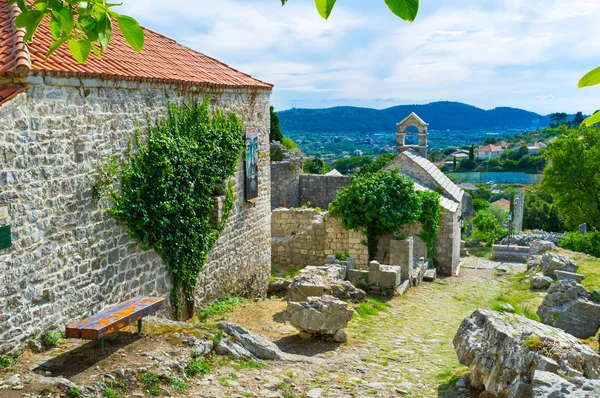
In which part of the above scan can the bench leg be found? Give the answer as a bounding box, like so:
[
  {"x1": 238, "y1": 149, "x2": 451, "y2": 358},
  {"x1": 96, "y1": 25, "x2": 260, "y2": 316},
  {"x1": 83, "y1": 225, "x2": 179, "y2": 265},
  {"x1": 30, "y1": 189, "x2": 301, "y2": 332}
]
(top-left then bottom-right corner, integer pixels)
[
  {"x1": 99, "y1": 338, "x2": 105, "y2": 352},
  {"x1": 138, "y1": 319, "x2": 143, "y2": 334}
]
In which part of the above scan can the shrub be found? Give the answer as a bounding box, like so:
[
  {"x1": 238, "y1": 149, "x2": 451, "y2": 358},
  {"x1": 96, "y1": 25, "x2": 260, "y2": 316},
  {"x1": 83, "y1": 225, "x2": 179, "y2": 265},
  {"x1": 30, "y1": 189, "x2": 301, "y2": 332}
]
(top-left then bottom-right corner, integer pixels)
[
  {"x1": 0, "y1": 354, "x2": 13, "y2": 369},
  {"x1": 473, "y1": 198, "x2": 490, "y2": 212},
  {"x1": 559, "y1": 231, "x2": 600, "y2": 258},
  {"x1": 281, "y1": 138, "x2": 301, "y2": 154},
  {"x1": 185, "y1": 357, "x2": 212, "y2": 377},
  {"x1": 303, "y1": 158, "x2": 329, "y2": 174},
  {"x1": 42, "y1": 331, "x2": 63, "y2": 348},
  {"x1": 335, "y1": 252, "x2": 350, "y2": 261}
]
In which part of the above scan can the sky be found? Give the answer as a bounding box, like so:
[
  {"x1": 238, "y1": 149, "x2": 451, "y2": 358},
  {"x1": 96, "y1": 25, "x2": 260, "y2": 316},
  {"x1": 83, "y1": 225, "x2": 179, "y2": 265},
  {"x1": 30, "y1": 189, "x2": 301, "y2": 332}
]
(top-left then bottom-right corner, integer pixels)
[{"x1": 119, "y1": 0, "x2": 600, "y2": 115}]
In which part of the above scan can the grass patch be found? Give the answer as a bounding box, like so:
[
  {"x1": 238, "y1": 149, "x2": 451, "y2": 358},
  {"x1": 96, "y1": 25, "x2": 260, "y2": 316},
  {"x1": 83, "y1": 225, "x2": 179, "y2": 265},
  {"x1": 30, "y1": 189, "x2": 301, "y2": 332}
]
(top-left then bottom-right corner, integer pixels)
[
  {"x1": 167, "y1": 376, "x2": 188, "y2": 392},
  {"x1": 355, "y1": 297, "x2": 392, "y2": 318},
  {"x1": 42, "y1": 331, "x2": 63, "y2": 348},
  {"x1": 0, "y1": 354, "x2": 13, "y2": 369},
  {"x1": 66, "y1": 387, "x2": 82, "y2": 398},
  {"x1": 560, "y1": 249, "x2": 600, "y2": 290},
  {"x1": 491, "y1": 273, "x2": 542, "y2": 322},
  {"x1": 231, "y1": 358, "x2": 264, "y2": 370},
  {"x1": 185, "y1": 355, "x2": 212, "y2": 377},
  {"x1": 198, "y1": 296, "x2": 249, "y2": 320},
  {"x1": 141, "y1": 373, "x2": 161, "y2": 396},
  {"x1": 469, "y1": 246, "x2": 492, "y2": 259}
]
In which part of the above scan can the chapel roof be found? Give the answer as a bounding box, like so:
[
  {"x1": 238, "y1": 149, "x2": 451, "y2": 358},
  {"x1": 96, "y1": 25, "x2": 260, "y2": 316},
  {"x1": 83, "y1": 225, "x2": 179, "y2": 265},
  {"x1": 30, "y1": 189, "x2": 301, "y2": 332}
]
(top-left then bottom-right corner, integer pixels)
[{"x1": 0, "y1": 1, "x2": 272, "y2": 90}]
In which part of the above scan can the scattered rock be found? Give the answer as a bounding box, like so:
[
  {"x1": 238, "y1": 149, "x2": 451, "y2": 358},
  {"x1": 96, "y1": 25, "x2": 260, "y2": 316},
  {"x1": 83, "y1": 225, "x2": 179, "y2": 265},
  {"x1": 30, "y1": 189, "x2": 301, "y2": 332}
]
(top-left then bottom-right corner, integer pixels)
[
  {"x1": 217, "y1": 322, "x2": 321, "y2": 363},
  {"x1": 267, "y1": 277, "x2": 292, "y2": 296},
  {"x1": 555, "y1": 270, "x2": 585, "y2": 283},
  {"x1": 27, "y1": 339, "x2": 43, "y2": 353},
  {"x1": 499, "y1": 303, "x2": 516, "y2": 313},
  {"x1": 540, "y1": 252, "x2": 578, "y2": 277},
  {"x1": 537, "y1": 279, "x2": 600, "y2": 339},
  {"x1": 330, "y1": 281, "x2": 366, "y2": 303},
  {"x1": 502, "y1": 230, "x2": 564, "y2": 246},
  {"x1": 306, "y1": 388, "x2": 324, "y2": 398},
  {"x1": 287, "y1": 269, "x2": 328, "y2": 303},
  {"x1": 453, "y1": 309, "x2": 600, "y2": 397},
  {"x1": 333, "y1": 330, "x2": 347, "y2": 343},
  {"x1": 286, "y1": 295, "x2": 353, "y2": 338},
  {"x1": 530, "y1": 275, "x2": 552, "y2": 290},
  {"x1": 532, "y1": 370, "x2": 600, "y2": 397},
  {"x1": 529, "y1": 239, "x2": 555, "y2": 256},
  {"x1": 455, "y1": 378, "x2": 466, "y2": 389},
  {"x1": 423, "y1": 268, "x2": 436, "y2": 282}
]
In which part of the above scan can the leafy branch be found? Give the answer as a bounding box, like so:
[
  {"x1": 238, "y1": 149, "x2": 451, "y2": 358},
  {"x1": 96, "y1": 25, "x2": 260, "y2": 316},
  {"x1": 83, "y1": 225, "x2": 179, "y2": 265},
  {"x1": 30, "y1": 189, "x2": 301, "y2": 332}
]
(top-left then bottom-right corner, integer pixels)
[
  {"x1": 281, "y1": 0, "x2": 419, "y2": 22},
  {"x1": 9, "y1": 0, "x2": 144, "y2": 64},
  {"x1": 579, "y1": 67, "x2": 600, "y2": 126}
]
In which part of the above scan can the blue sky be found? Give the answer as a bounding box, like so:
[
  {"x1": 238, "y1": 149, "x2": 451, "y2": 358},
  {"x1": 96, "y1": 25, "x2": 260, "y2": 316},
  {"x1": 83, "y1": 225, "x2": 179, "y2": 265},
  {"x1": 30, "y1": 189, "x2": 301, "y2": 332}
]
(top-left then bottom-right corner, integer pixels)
[{"x1": 120, "y1": 0, "x2": 600, "y2": 115}]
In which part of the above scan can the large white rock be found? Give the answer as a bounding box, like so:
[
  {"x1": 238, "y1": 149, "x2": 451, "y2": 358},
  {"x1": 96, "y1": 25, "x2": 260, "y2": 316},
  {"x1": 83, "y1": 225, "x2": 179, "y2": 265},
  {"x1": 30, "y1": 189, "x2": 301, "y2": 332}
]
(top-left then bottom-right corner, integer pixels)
[
  {"x1": 453, "y1": 309, "x2": 600, "y2": 397},
  {"x1": 540, "y1": 253, "x2": 578, "y2": 277},
  {"x1": 286, "y1": 295, "x2": 353, "y2": 338},
  {"x1": 529, "y1": 239, "x2": 555, "y2": 256}
]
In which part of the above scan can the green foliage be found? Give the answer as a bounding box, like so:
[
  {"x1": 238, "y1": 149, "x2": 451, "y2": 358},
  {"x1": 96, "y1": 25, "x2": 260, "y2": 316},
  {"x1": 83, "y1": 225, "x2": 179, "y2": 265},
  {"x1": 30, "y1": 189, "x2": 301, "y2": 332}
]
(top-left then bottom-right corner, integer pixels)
[
  {"x1": 559, "y1": 231, "x2": 600, "y2": 258},
  {"x1": 472, "y1": 208, "x2": 507, "y2": 245},
  {"x1": 42, "y1": 331, "x2": 63, "y2": 348},
  {"x1": 103, "y1": 387, "x2": 118, "y2": 398},
  {"x1": 456, "y1": 158, "x2": 477, "y2": 171},
  {"x1": 357, "y1": 153, "x2": 396, "y2": 175},
  {"x1": 95, "y1": 97, "x2": 243, "y2": 318},
  {"x1": 355, "y1": 298, "x2": 392, "y2": 317},
  {"x1": 330, "y1": 155, "x2": 372, "y2": 175},
  {"x1": 331, "y1": 170, "x2": 422, "y2": 260},
  {"x1": 473, "y1": 198, "x2": 490, "y2": 212},
  {"x1": 167, "y1": 376, "x2": 188, "y2": 392},
  {"x1": 10, "y1": 0, "x2": 144, "y2": 64},
  {"x1": 335, "y1": 251, "x2": 351, "y2": 261},
  {"x1": 417, "y1": 190, "x2": 442, "y2": 261},
  {"x1": 66, "y1": 387, "x2": 82, "y2": 398},
  {"x1": 543, "y1": 127, "x2": 600, "y2": 230},
  {"x1": 281, "y1": 0, "x2": 419, "y2": 21},
  {"x1": 522, "y1": 185, "x2": 564, "y2": 232},
  {"x1": 141, "y1": 373, "x2": 160, "y2": 396},
  {"x1": 303, "y1": 157, "x2": 330, "y2": 174},
  {"x1": 0, "y1": 354, "x2": 13, "y2": 369},
  {"x1": 198, "y1": 296, "x2": 248, "y2": 320},
  {"x1": 524, "y1": 335, "x2": 543, "y2": 351},
  {"x1": 270, "y1": 106, "x2": 284, "y2": 143},
  {"x1": 185, "y1": 357, "x2": 212, "y2": 377},
  {"x1": 231, "y1": 358, "x2": 264, "y2": 370},
  {"x1": 281, "y1": 137, "x2": 301, "y2": 155}
]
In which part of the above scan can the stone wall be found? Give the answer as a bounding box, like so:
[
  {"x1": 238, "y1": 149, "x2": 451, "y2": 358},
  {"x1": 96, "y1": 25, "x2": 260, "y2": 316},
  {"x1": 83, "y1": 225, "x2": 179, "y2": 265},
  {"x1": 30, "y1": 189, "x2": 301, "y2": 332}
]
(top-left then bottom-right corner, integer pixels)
[
  {"x1": 435, "y1": 211, "x2": 460, "y2": 276},
  {"x1": 0, "y1": 75, "x2": 271, "y2": 354},
  {"x1": 270, "y1": 142, "x2": 303, "y2": 210},
  {"x1": 271, "y1": 208, "x2": 368, "y2": 269},
  {"x1": 299, "y1": 174, "x2": 350, "y2": 209}
]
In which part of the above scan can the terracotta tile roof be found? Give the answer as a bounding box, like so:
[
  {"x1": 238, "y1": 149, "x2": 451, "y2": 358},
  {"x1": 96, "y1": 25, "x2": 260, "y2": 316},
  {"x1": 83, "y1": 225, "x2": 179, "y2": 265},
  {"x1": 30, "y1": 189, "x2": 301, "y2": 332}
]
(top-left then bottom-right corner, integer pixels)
[
  {"x1": 0, "y1": 1, "x2": 272, "y2": 90},
  {"x1": 0, "y1": 84, "x2": 27, "y2": 105},
  {"x1": 476, "y1": 144, "x2": 504, "y2": 153},
  {"x1": 491, "y1": 198, "x2": 510, "y2": 212}
]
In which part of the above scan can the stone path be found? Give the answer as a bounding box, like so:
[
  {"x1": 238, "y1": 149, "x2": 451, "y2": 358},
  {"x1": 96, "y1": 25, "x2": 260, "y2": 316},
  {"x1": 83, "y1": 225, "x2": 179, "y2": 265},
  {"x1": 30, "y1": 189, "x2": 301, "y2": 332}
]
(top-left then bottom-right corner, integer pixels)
[{"x1": 5, "y1": 260, "x2": 506, "y2": 398}]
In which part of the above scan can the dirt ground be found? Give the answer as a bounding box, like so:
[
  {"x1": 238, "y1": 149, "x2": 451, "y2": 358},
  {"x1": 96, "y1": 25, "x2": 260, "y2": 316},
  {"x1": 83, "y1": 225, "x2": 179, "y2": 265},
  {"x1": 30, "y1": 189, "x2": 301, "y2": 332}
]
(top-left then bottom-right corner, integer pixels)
[{"x1": 1, "y1": 262, "x2": 512, "y2": 398}]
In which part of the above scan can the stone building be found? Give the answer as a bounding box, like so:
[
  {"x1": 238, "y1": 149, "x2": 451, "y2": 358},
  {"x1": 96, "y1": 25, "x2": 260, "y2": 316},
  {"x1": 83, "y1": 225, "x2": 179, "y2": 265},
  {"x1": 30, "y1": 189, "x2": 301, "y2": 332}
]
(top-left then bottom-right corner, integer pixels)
[
  {"x1": 0, "y1": 2, "x2": 272, "y2": 355},
  {"x1": 272, "y1": 113, "x2": 471, "y2": 277},
  {"x1": 385, "y1": 113, "x2": 472, "y2": 276}
]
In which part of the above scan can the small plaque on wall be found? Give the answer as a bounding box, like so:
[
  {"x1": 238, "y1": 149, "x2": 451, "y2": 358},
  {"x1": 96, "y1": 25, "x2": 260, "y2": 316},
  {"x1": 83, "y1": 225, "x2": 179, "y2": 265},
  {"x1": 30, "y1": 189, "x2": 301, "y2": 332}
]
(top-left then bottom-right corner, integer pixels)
[
  {"x1": 244, "y1": 128, "x2": 259, "y2": 202},
  {"x1": 0, "y1": 225, "x2": 11, "y2": 250}
]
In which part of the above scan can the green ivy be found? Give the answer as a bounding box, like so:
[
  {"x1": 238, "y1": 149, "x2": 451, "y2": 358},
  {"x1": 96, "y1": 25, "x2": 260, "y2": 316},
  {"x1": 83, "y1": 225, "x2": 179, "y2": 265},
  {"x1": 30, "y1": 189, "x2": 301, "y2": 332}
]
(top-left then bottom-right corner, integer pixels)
[
  {"x1": 95, "y1": 97, "x2": 244, "y2": 318},
  {"x1": 418, "y1": 190, "x2": 442, "y2": 261}
]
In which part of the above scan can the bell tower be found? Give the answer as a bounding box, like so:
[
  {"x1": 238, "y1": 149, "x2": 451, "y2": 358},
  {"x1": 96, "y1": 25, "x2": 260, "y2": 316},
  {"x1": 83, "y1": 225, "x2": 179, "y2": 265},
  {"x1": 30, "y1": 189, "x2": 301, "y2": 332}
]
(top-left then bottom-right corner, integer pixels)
[{"x1": 396, "y1": 112, "x2": 429, "y2": 158}]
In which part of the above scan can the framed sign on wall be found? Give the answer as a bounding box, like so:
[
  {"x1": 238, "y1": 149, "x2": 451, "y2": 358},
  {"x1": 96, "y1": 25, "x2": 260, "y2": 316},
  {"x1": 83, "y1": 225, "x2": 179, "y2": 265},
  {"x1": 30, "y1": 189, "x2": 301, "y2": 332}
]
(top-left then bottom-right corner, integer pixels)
[{"x1": 244, "y1": 128, "x2": 259, "y2": 202}]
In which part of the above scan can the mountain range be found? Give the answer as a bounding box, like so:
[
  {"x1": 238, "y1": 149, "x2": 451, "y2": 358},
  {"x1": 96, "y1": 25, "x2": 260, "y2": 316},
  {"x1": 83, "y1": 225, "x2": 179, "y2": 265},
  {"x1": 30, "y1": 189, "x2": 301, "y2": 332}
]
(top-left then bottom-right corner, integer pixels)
[{"x1": 278, "y1": 101, "x2": 549, "y2": 134}]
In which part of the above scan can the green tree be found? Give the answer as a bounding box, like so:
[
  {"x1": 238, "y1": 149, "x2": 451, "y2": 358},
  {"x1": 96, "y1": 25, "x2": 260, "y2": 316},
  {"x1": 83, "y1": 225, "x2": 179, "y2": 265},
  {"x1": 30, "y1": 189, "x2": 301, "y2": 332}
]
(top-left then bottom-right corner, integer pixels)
[
  {"x1": 571, "y1": 111, "x2": 585, "y2": 127},
  {"x1": 303, "y1": 157, "x2": 329, "y2": 174},
  {"x1": 331, "y1": 170, "x2": 421, "y2": 260},
  {"x1": 417, "y1": 190, "x2": 442, "y2": 261},
  {"x1": 357, "y1": 153, "x2": 396, "y2": 175},
  {"x1": 331, "y1": 156, "x2": 372, "y2": 175},
  {"x1": 281, "y1": 0, "x2": 419, "y2": 21},
  {"x1": 270, "y1": 106, "x2": 284, "y2": 143},
  {"x1": 522, "y1": 185, "x2": 565, "y2": 232},
  {"x1": 472, "y1": 211, "x2": 503, "y2": 245},
  {"x1": 543, "y1": 127, "x2": 600, "y2": 229},
  {"x1": 469, "y1": 144, "x2": 475, "y2": 161},
  {"x1": 549, "y1": 112, "x2": 568, "y2": 128}
]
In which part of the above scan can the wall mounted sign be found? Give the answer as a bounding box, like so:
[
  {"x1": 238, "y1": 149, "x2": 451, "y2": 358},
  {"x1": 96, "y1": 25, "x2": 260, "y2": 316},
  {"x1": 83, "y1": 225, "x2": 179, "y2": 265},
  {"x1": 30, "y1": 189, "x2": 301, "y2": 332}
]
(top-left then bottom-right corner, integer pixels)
[
  {"x1": 244, "y1": 128, "x2": 259, "y2": 202},
  {"x1": 0, "y1": 225, "x2": 11, "y2": 250}
]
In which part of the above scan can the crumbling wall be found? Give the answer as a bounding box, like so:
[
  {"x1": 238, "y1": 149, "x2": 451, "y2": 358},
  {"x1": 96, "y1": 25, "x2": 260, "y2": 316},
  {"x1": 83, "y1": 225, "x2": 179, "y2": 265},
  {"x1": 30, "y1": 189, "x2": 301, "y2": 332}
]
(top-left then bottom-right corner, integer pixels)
[
  {"x1": 299, "y1": 174, "x2": 350, "y2": 209},
  {"x1": 270, "y1": 142, "x2": 303, "y2": 209},
  {"x1": 271, "y1": 208, "x2": 368, "y2": 268}
]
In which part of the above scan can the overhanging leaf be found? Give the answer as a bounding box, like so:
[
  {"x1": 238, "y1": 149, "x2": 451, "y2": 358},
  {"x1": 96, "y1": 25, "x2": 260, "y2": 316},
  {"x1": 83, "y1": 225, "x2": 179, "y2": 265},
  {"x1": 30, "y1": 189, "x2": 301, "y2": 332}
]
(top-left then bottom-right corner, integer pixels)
[
  {"x1": 384, "y1": 0, "x2": 419, "y2": 22},
  {"x1": 116, "y1": 14, "x2": 144, "y2": 52},
  {"x1": 314, "y1": 0, "x2": 337, "y2": 19},
  {"x1": 59, "y1": 7, "x2": 74, "y2": 34},
  {"x1": 583, "y1": 112, "x2": 600, "y2": 127},
  {"x1": 68, "y1": 38, "x2": 91, "y2": 64},
  {"x1": 50, "y1": 18, "x2": 61, "y2": 39},
  {"x1": 579, "y1": 66, "x2": 600, "y2": 89},
  {"x1": 46, "y1": 34, "x2": 71, "y2": 60}
]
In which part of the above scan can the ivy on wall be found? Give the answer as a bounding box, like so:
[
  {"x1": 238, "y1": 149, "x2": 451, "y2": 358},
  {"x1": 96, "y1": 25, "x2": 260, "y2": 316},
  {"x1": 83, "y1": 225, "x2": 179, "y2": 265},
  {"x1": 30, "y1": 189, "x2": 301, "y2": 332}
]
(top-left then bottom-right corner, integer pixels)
[
  {"x1": 95, "y1": 97, "x2": 244, "y2": 318},
  {"x1": 418, "y1": 190, "x2": 442, "y2": 261}
]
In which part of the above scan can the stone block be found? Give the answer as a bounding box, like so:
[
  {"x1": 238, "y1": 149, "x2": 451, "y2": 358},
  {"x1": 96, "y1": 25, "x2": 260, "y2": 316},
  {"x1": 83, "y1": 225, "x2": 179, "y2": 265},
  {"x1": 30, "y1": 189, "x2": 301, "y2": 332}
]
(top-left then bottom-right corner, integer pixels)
[
  {"x1": 555, "y1": 270, "x2": 585, "y2": 283},
  {"x1": 390, "y1": 238, "x2": 413, "y2": 282},
  {"x1": 347, "y1": 270, "x2": 369, "y2": 289}
]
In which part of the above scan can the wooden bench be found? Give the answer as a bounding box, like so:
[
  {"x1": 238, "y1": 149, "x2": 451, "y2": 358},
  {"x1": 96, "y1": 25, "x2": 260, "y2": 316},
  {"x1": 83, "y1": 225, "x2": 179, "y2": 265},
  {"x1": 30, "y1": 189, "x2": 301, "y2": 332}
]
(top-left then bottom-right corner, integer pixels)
[{"x1": 66, "y1": 296, "x2": 165, "y2": 351}]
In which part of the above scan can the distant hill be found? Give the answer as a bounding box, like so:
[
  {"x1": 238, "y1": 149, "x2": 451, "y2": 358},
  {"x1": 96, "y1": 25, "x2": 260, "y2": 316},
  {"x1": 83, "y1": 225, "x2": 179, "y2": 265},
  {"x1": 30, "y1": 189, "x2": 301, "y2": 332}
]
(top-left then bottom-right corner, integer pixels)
[{"x1": 278, "y1": 101, "x2": 549, "y2": 133}]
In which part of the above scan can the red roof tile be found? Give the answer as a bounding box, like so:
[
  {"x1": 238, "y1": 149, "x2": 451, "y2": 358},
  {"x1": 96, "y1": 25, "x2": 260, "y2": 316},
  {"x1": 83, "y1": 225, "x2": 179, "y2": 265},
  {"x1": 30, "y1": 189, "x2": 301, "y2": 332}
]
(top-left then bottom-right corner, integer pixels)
[
  {"x1": 0, "y1": 84, "x2": 27, "y2": 104},
  {"x1": 491, "y1": 198, "x2": 510, "y2": 212},
  {"x1": 476, "y1": 144, "x2": 504, "y2": 153},
  {"x1": 0, "y1": 1, "x2": 272, "y2": 90}
]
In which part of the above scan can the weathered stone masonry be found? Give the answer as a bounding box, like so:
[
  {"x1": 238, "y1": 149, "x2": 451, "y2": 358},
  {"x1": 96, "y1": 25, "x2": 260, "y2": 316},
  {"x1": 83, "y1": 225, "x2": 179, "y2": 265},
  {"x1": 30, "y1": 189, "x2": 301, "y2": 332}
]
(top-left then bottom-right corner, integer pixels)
[{"x1": 0, "y1": 76, "x2": 271, "y2": 354}]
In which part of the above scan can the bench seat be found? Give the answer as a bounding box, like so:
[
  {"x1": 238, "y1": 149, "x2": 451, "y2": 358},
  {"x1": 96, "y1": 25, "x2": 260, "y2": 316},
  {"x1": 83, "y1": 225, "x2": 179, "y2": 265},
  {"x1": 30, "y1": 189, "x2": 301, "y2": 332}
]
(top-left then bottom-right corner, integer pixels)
[{"x1": 66, "y1": 296, "x2": 165, "y2": 342}]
